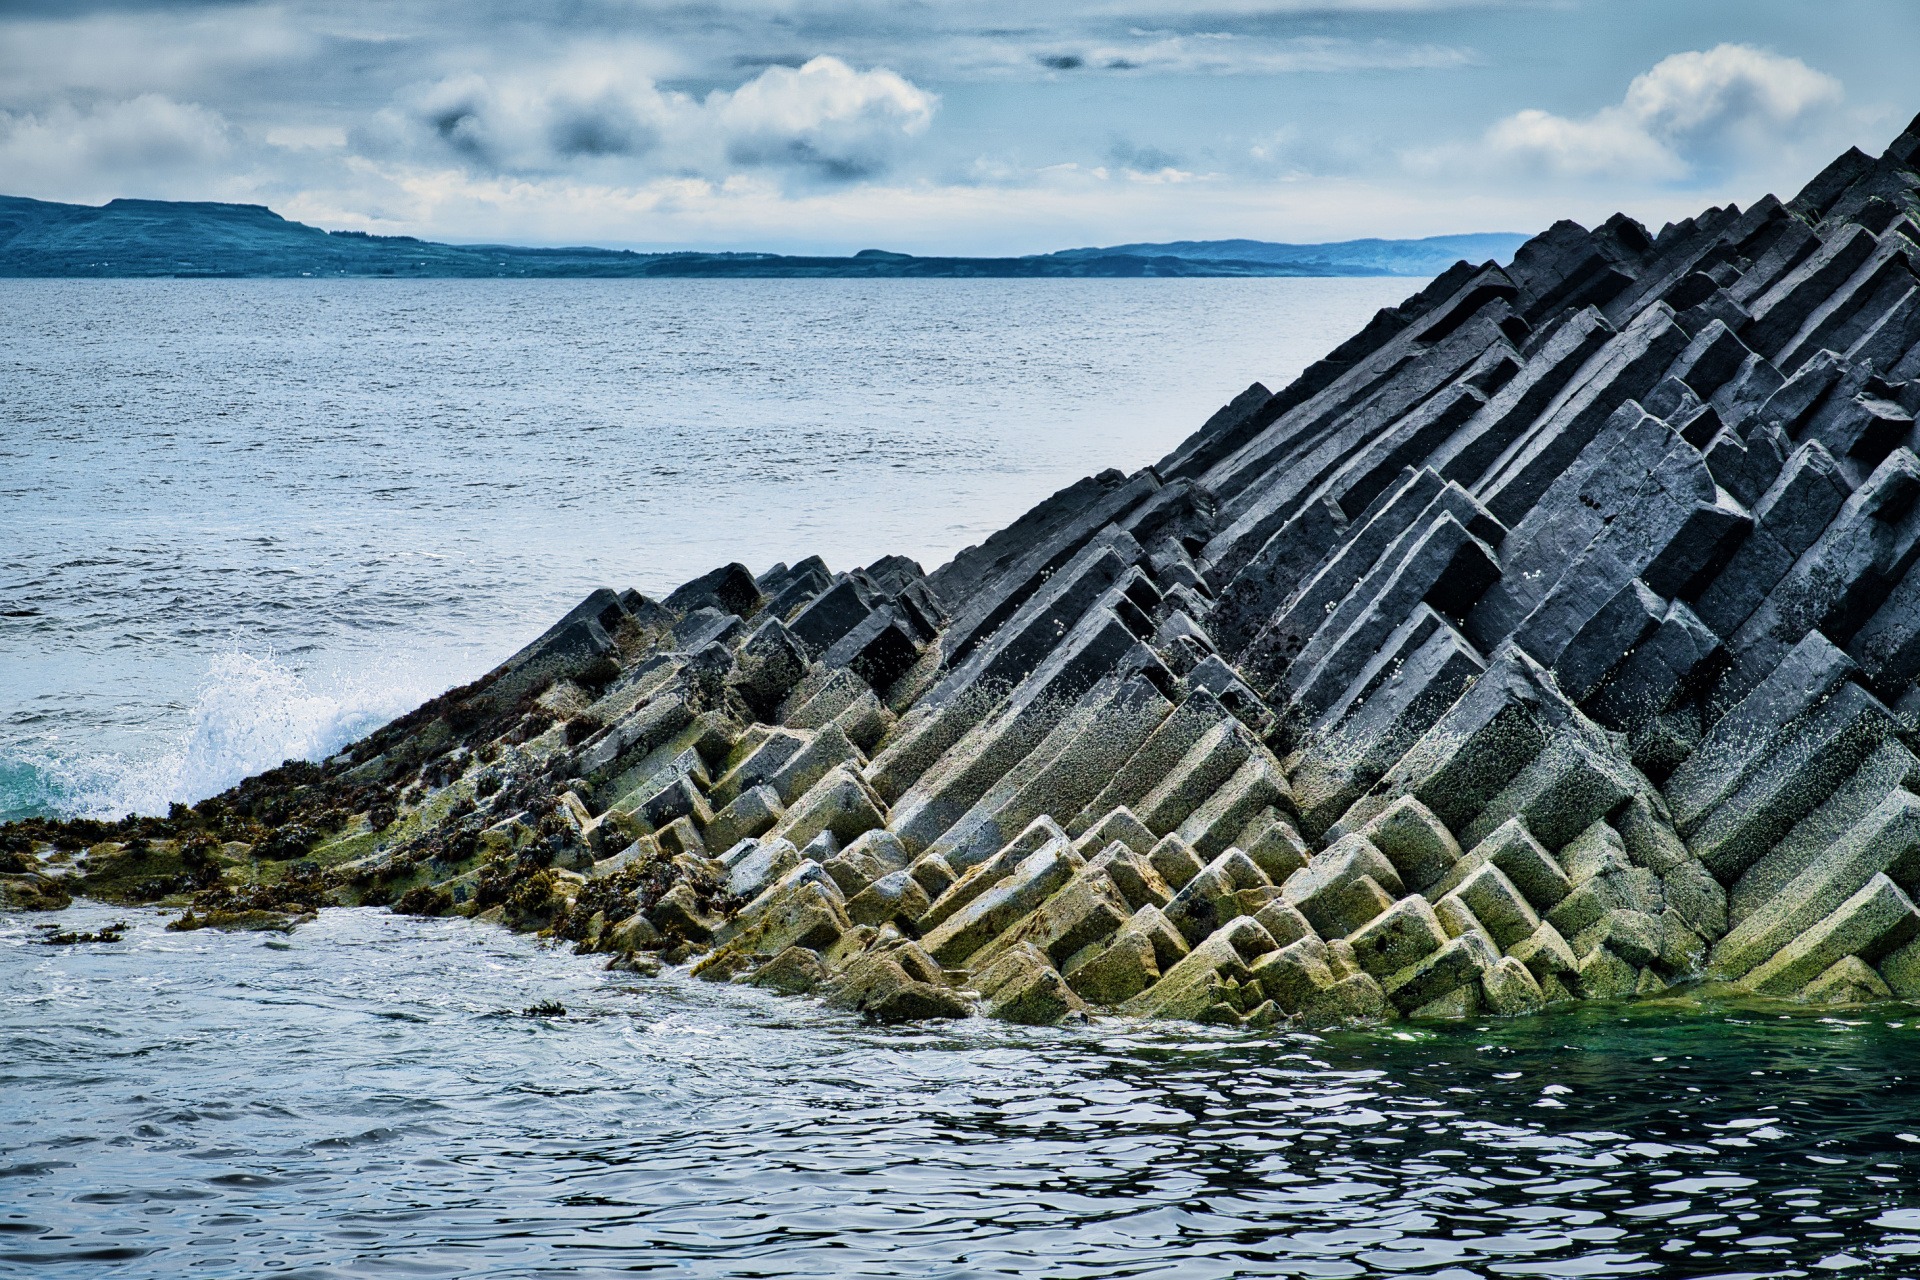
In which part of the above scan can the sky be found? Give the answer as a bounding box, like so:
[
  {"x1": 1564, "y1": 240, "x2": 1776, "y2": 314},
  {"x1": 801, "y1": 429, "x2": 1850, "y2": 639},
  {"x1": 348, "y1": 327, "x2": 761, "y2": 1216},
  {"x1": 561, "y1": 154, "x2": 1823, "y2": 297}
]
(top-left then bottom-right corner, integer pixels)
[{"x1": 0, "y1": 0, "x2": 1915, "y2": 254}]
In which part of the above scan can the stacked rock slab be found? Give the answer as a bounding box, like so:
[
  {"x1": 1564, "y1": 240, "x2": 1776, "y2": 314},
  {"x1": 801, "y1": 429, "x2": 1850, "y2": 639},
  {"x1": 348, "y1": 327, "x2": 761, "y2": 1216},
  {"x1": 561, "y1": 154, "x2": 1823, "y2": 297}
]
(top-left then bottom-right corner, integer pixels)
[{"x1": 25, "y1": 118, "x2": 1920, "y2": 1027}]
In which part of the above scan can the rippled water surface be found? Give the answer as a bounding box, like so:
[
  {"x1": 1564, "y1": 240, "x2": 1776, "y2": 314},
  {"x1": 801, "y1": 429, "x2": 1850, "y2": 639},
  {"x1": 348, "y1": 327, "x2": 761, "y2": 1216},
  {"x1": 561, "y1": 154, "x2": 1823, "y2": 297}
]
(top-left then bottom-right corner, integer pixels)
[
  {"x1": 0, "y1": 277, "x2": 1412, "y2": 819},
  {"x1": 13, "y1": 274, "x2": 1918, "y2": 1280},
  {"x1": 7, "y1": 903, "x2": 1920, "y2": 1278}
]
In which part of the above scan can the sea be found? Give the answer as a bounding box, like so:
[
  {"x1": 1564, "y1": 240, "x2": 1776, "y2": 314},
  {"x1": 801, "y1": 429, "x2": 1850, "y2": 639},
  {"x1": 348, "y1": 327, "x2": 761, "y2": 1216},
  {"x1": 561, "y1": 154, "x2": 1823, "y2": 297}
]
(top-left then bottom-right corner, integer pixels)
[
  {"x1": 8, "y1": 904, "x2": 1920, "y2": 1278},
  {"x1": 8, "y1": 277, "x2": 1920, "y2": 1279},
  {"x1": 0, "y1": 276, "x2": 1405, "y2": 823}
]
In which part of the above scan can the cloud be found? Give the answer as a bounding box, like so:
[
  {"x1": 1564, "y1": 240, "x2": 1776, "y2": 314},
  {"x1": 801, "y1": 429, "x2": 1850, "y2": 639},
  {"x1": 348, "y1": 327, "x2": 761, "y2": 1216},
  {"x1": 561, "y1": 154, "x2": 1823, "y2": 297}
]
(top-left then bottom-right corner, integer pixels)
[
  {"x1": 1621, "y1": 44, "x2": 1843, "y2": 150},
  {"x1": 1108, "y1": 139, "x2": 1183, "y2": 173},
  {"x1": 713, "y1": 56, "x2": 937, "y2": 178},
  {"x1": 364, "y1": 62, "x2": 676, "y2": 172},
  {"x1": 1481, "y1": 44, "x2": 1844, "y2": 181},
  {"x1": 0, "y1": 2, "x2": 1899, "y2": 258},
  {"x1": 1484, "y1": 107, "x2": 1688, "y2": 182},
  {"x1": 0, "y1": 94, "x2": 234, "y2": 197},
  {"x1": 275, "y1": 147, "x2": 1556, "y2": 260},
  {"x1": 997, "y1": 32, "x2": 1474, "y2": 78},
  {"x1": 367, "y1": 54, "x2": 935, "y2": 183},
  {"x1": 0, "y1": 8, "x2": 315, "y2": 103},
  {"x1": 265, "y1": 124, "x2": 348, "y2": 151},
  {"x1": 1079, "y1": 0, "x2": 1516, "y2": 9}
]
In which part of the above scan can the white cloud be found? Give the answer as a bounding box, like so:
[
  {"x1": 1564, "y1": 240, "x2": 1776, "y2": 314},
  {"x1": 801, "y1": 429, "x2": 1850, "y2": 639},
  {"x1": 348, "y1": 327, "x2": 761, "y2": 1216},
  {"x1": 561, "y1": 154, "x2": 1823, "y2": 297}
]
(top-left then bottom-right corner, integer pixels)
[
  {"x1": 366, "y1": 54, "x2": 936, "y2": 183},
  {"x1": 0, "y1": 95, "x2": 234, "y2": 199},
  {"x1": 1082, "y1": 0, "x2": 1514, "y2": 9},
  {"x1": 1029, "y1": 33, "x2": 1473, "y2": 77},
  {"x1": 0, "y1": 10, "x2": 315, "y2": 103},
  {"x1": 0, "y1": 6, "x2": 1896, "y2": 258},
  {"x1": 266, "y1": 125, "x2": 350, "y2": 151},
  {"x1": 276, "y1": 154, "x2": 1550, "y2": 257},
  {"x1": 714, "y1": 57, "x2": 937, "y2": 178},
  {"x1": 1483, "y1": 107, "x2": 1688, "y2": 182},
  {"x1": 1621, "y1": 44, "x2": 1843, "y2": 149},
  {"x1": 360, "y1": 59, "x2": 680, "y2": 174},
  {"x1": 1481, "y1": 44, "x2": 1843, "y2": 181}
]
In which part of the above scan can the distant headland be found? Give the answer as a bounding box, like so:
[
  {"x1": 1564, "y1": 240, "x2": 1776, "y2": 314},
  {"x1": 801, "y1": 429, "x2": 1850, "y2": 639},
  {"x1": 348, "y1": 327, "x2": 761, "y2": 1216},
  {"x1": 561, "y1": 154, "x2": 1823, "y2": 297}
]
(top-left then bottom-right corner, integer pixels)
[{"x1": 0, "y1": 194, "x2": 1527, "y2": 279}]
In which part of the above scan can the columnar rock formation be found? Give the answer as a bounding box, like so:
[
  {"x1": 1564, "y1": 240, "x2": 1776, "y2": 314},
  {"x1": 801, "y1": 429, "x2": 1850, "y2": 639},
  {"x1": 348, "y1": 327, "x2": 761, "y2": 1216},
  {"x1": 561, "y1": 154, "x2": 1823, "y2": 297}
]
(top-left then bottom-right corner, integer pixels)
[{"x1": 11, "y1": 118, "x2": 1920, "y2": 1026}]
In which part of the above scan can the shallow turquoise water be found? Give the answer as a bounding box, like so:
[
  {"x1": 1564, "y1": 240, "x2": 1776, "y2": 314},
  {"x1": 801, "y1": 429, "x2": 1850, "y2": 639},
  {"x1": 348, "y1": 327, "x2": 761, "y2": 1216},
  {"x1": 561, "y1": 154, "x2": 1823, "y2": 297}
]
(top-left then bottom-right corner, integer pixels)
[
  {"x1": 6, "y1": 903, "x2": 1920, "y2": 1278},
  {"x1": 0, "y1": 276, "x2": 1411, "y2": 821}
]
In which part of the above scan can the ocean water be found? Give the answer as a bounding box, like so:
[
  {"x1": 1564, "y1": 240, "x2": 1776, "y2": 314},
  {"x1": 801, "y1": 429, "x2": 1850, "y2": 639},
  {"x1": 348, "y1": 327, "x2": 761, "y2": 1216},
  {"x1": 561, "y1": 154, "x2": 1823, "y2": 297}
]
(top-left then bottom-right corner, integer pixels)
[
  {"x1": 7, "y1": 903, "x2": 1920, "y2": 1279},
  {"x1": 0, "y1": 276, "x2": 1412, "y2": 821},
  {"x1": 12, "y1": 277, "x2": 1920, "y2": 1280}
]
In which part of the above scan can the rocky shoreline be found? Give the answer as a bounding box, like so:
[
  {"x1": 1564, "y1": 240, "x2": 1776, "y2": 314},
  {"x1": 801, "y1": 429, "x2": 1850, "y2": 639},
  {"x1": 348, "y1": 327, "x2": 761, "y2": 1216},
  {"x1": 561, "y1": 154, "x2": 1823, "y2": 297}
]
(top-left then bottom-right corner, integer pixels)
[{"x1": 10, "y1": 117, "x2": 1920, "y2": 1029}]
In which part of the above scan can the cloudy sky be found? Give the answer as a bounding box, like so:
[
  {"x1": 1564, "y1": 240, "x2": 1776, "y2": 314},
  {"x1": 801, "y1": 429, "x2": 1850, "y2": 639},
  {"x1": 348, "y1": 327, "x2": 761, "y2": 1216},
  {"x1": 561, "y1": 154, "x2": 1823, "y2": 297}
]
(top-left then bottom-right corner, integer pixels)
[{"x1": 0, "y1": 0, "x2": 1914, "y2": 253}]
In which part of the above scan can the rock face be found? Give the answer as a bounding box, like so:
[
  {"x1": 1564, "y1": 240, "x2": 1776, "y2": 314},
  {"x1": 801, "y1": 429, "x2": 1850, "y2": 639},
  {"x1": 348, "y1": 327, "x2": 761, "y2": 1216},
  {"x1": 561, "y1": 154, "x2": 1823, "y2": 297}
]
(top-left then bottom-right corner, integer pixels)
[{"x1": 13, "y1": 117, "x2": 1920, "y2": 1028}]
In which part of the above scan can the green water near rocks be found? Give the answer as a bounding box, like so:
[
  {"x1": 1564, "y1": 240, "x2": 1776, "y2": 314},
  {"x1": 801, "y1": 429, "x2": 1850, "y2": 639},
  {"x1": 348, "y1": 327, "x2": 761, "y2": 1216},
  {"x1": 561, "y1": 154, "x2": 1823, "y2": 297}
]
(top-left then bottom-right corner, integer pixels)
[{"x1": 5, "y1": 903, "x2": 1920, "y2": 1278}]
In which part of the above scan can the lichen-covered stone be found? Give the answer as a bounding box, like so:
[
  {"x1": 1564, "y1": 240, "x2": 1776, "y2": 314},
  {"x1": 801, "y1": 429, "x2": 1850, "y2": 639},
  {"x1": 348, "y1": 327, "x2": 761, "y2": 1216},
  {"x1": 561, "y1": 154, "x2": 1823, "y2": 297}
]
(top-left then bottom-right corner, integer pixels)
[
  {"x1": 1122, "y1": 917, "x2": 1276, "y2": 1021},
  {"x1": 1145, "y1": 833, "x2": 1206, "y2": 892},
  {"x1": 845, "y1": 868, "x2": 932, "y2": 929},
  {"x1": 29, "y1": 120, "x2": 1920, "y2": 1035},
  {"x1": 1800, "y1": 954, "x2": 1894, "y2": 1004},
  {"x1": 1444, "y1": 861, "x2": 1541, "y2": 950},
  {"x1": 1384, "y1": 931, "x2": 1496, "y2": 1015},
  {"x1": 1283, "y1": 835, "x2": 1402, "y2": 937},
  {"x1": 1359, "y1": 797, "x2": 1461, "y2": 894},
  {"x1": 1345, "y1": 894, "x2": 1448, "y2": 978},
  {"x1": 1481, "y1": 955, "x2": 1545, "y2": 1015},
  {"x1": 1248, "y1": 936, "x2": 1336, "y2": 1014},
  {"x1": 1506, "y1": 920, "x2": 1577, "y2": 986},
  {"x1": 706, "y1": 785, "x2": 786, "y2": 854},
  {"x1": 1237, "y1": 807, "x2": 1312, "y2": 882},
  {"x1": 750, "y1": 945, "x2": 830, "y2": 994},
  {"x1": 975, "y1": 943, "x2": 1083, "y2": 1024},
  {"x1": 1574, "y1": 909, "x2": 1662, "y2": 969},
  {"x1": 1574, "y1": 945, "x2": 1639, "y2": 1000},
  {"x1": 1063, "y1": 927, "x2": 1159, "y2": 1005}
]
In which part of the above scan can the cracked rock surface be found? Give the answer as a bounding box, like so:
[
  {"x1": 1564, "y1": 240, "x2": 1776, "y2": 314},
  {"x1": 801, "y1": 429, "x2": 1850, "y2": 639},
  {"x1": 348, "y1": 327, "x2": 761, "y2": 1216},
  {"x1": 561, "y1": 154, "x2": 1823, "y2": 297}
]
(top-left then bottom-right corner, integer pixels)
[{"x1": 13, "y1": 116, "x2": 1920, "y2": 1029}]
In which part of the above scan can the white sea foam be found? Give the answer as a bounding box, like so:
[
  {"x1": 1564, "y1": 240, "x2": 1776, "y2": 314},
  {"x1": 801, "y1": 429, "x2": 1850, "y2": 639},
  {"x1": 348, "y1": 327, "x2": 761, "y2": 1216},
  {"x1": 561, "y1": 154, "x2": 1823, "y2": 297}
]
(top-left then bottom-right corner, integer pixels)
[{"x1": 39, "y1": 650, "x2": 438, "y2": 819}]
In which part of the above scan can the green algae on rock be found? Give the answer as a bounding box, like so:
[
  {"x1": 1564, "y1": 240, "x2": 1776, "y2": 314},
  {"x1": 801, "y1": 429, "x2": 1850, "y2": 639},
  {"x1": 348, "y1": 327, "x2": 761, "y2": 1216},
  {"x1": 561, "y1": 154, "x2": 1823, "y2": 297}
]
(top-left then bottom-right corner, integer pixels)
[{"x1": 10, "y1": 115, "x2": 1920, "y2": 1031}]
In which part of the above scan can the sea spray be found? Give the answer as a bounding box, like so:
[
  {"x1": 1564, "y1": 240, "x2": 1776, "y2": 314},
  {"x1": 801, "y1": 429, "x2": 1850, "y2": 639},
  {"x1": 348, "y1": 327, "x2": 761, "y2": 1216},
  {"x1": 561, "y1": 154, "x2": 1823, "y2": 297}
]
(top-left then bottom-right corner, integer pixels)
[{"x1": 10, "y1": 650, "x2": 437, "y2": 820}]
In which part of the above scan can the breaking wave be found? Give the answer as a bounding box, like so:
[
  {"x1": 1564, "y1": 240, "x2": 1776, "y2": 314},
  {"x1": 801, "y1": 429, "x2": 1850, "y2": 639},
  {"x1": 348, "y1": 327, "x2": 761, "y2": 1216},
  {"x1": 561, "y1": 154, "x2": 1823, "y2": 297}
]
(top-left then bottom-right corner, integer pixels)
[{"x1": 4, "y1": 650, "x2": 438, "y2": 821}]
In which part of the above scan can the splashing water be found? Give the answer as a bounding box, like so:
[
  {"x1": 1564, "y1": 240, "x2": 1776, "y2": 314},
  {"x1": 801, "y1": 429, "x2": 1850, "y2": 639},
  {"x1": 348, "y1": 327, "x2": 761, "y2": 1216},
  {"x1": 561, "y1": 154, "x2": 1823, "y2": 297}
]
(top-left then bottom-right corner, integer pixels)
[{"x1": 2, "y1": 651, "x2": 433, "y2": 821}]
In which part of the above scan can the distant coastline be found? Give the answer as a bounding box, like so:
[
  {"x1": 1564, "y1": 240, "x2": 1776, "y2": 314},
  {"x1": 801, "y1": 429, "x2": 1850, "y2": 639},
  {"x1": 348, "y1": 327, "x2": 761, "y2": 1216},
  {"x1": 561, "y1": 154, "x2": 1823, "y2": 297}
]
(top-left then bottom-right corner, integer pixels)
[{"x1": 0, "y1": 194, "x2": 1527, "y2": 279}]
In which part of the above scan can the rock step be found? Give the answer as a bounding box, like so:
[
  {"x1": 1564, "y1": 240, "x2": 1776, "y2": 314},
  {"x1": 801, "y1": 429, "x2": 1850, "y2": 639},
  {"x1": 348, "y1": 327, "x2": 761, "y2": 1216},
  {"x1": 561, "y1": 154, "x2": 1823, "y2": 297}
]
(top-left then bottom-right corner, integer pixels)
[{"x1": 56, "y1": 115, "x2": 1920, "y2": 1030}]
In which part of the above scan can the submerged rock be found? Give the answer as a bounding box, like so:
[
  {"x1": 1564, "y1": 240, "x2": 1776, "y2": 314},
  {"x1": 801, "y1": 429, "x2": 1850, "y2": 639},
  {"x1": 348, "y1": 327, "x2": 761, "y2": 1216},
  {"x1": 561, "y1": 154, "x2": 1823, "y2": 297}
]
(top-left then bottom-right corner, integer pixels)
[
  {"x1": 13, "y1": 117, "x2": 1920, "y2": 1030},
  {"x1": 35, "y1": 919, "x2": 126, "y2": 945},
  {"x1": 0, "y1": 873, "x2": 72, "y2": 912},
  {"x1": 168, "y1": 908, "x2": 315, "y2": 933}
]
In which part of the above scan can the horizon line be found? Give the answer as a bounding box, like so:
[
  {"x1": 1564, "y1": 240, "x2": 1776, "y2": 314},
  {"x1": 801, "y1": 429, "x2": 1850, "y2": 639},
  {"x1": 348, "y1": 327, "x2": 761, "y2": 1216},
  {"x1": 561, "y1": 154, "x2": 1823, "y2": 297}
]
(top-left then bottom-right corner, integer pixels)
[{"x1": 0, "y1": 191, "x2": 1537, "y2": 261}]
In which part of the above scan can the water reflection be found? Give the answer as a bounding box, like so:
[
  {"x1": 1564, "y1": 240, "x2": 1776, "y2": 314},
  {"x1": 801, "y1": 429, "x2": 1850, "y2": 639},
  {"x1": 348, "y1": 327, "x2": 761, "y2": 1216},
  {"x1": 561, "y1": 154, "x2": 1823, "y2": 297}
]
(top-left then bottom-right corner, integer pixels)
[{"x1": 4, "y1": 904, "x2": 1920, "y2": 1278}]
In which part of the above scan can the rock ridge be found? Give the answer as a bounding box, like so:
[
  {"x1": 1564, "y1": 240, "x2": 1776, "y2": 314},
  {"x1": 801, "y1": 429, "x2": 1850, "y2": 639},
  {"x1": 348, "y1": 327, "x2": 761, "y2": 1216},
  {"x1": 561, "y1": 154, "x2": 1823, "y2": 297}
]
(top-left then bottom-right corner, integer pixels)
[{"x1": 10, "y1": 115, "x2": 1920, "y2": 1029}]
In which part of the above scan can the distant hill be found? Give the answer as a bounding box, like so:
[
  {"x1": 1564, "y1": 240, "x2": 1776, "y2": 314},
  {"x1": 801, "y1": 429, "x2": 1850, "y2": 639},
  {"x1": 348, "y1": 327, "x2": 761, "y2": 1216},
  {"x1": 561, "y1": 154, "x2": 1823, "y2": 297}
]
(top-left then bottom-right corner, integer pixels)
[
  {"x1": 1043, "y1": 234, "x2": 1532, "y2": 276},
  {"x1": 0, "y1": 194, "x2": 1529, "y2": 279}
]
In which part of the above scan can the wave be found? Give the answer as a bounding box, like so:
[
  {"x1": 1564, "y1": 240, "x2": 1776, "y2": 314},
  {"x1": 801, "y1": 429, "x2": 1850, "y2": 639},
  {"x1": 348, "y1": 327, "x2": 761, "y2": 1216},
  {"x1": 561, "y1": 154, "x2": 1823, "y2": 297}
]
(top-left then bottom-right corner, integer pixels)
[{"x1": 2, "y1": 650, "x2": 439, "y2": 822}]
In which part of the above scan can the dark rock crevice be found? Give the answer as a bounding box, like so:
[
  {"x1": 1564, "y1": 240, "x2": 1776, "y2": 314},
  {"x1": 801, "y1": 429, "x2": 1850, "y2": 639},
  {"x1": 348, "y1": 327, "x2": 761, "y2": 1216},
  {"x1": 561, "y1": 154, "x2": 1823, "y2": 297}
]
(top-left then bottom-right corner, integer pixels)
[{"x1": 12, "y1": 114, "x2": 1920, "y2": 1026}]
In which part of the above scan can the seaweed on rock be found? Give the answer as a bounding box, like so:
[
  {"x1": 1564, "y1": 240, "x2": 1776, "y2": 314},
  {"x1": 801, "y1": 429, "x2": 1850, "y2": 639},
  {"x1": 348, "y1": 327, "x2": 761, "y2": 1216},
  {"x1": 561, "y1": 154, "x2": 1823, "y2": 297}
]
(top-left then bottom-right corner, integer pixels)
[{"x1": 12, "y1": 116, "x2": 1920, "y2": 1029}]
